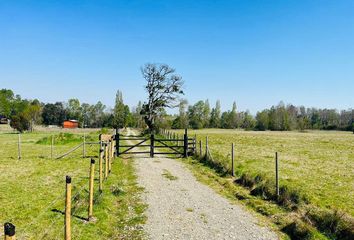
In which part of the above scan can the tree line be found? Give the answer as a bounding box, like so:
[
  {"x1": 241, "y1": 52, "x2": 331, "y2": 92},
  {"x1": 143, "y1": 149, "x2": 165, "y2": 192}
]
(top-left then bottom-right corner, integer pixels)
[
  {"x1": 1, "y1": 87, "x2": 352, "y2": 133},
  {"x1": 0, "y1": 88, "x2": 143, "y2": 132},
  {"x1": 172, "y1": 99, "x2": 353, "y2": 131}
]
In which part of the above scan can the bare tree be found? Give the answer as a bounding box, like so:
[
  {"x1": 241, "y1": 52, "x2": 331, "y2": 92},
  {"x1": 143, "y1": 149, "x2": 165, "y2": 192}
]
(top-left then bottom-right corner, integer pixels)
[{"x1": 141, "y1": 63, "x2": 184, "y2": 132}]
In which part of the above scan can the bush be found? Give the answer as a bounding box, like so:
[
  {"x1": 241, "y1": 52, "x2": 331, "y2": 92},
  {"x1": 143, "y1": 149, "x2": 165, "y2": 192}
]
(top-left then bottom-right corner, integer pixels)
[{"x1": 10, "y1": 113, "x2": 30, "y2": 133}]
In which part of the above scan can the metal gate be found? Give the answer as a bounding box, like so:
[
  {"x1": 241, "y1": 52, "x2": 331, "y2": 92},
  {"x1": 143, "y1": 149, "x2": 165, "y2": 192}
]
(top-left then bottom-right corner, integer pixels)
[{"x1": 116, "y1": 129, "x2": 195, "y2": 158}]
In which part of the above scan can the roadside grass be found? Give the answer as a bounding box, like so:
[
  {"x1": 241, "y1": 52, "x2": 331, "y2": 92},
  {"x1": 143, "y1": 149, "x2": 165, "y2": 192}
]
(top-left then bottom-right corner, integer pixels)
[
  {"x1": 171, "y1": 129, "x2": 354, "y2": 239},
  {"x1": 0, "y1": 127, "x2": 146, "y2": 239}
]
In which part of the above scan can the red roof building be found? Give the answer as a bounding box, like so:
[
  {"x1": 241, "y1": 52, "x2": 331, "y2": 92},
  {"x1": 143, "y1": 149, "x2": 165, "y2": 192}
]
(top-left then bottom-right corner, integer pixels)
[{"x1": 63, "y1": 120, "x2": 79, "y2": 129}]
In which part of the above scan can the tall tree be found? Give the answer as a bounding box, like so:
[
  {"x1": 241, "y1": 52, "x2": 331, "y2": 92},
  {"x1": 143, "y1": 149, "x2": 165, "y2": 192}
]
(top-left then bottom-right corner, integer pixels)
[
  {"x1": 241, "y1": 111, "x2": 256, "y2": 130},
  {"x1": 91, "y1": 101, "x2": 106, "y2": 128},
  {"x1": 67, "y1": 98, "x2": 82, "y2": 121},
  {"x1": 209, "y1": 100, "x2": 221, "y2": 128},
  {"x1": 140, "y1": 63, "x2": 184, "y2": 132},
  {"x1": 255, "y1": 110, "x2": 269, "y2": 130},
  {"x1": 133, "y1": 101, "x2": 145, "y2": 128},
  {"x1": 0, "y1": 89, "x2": 14, "y2": 118},
  {"x1": 188, "y1": 101, "x2": 205, "y2": 129},
  {"x1": 203, "y1": 99, "x2": 211, "y2": 128},
  {"x1": 114, "y1": 90, "x2": 128, "y2": 128},
  {"x1": 230, "y1": 101, "x2": 238, "y2": 128},
  {"x1": 172, "y1": 99, "x2": 189, "y2": 129},
  {"x1": 42, "y1": 102, "x2": 66, "y2": 126},
  {"x1": 25, "y1": 100, "x2": 42, "y2": 131}
]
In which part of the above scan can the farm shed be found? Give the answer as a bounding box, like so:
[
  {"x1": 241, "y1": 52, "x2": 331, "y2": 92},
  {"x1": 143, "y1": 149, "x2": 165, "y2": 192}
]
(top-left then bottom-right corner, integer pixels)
[{"x1": 63, "y1": 120, "x2": 79, "y2": 129}]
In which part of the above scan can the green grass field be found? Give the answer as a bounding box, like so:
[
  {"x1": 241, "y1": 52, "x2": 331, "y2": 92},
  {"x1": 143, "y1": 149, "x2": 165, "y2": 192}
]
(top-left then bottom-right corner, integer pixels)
[
  {"x1": 0, "y1": 126, "x2": 146, "y2": 239},
  {"x1": 171, "y1": 129, "x2": 354, "y2": 239},
  {"x1": 173, "y1": 129, "x2": 354, "y2": 215}
]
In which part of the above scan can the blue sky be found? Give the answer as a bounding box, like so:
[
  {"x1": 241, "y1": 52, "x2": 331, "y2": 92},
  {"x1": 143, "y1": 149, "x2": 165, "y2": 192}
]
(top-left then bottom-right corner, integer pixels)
[{"x1": 0, "y1": 0, "x2": 353, "y2": 113}]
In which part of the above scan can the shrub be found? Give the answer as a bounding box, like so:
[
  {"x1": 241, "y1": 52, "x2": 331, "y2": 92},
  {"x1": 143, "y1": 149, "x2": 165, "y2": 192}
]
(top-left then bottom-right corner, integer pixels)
[{"x1": 10, "y1": 113, "x2": 30, "y2": 132}]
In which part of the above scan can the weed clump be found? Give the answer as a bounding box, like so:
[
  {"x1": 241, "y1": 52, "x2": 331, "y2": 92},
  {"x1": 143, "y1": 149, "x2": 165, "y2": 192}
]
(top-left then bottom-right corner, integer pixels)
[
  {"x1": 250, "y1": 180, "x2": 274, "y2": 200},
  {"x1": 282, "y1": 220, "x2": 314, "y2": 240},
  {"x1": 235, "y1": 173, "x2": 257, "y2": 188},
  {"x1": 277, "y1": 186, "x2": 306, "y2": 209},
  {"x1": 306, "y1": 208, "x2": 354, "y2": 240}
]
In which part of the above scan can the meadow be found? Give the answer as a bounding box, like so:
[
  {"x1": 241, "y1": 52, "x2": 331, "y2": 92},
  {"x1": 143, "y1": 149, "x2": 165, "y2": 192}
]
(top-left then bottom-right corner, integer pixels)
[
  {"x1": 0, "y1": 125, "x2": 145, "y2": 239},
  {"x1": 171, "y1": 128, "x2": 354, "y2": 239}
]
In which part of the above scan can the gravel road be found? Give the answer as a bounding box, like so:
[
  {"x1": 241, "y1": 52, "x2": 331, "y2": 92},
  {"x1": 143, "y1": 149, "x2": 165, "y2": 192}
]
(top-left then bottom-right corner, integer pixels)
[{"x1": 127, "y1": 129, "x2": 278, "y2": 240}]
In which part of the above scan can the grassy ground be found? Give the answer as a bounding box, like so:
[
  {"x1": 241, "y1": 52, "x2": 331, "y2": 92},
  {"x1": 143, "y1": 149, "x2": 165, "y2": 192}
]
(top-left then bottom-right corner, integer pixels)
[
  {"x1": 172, "y1": 129, "x2": 354, "y2": 215},
  {"x1": 0, "y1": 125, "x2": 146, "y2": 239},
  {"x1": 171, "y1": 128, "x2": 354, "y2": 239}
]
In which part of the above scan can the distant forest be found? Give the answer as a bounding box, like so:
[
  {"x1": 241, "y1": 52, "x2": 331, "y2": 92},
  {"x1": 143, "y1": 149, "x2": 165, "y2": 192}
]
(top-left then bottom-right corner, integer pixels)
[
  {"x1": 171, "y1": 99, "x2": 353, "y2": 131},
  {"x1": 0, "y1": 88, "x2": 352, "y2": 132}
]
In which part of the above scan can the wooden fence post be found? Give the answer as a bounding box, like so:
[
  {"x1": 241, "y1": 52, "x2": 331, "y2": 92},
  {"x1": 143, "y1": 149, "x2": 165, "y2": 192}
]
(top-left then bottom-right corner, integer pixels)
[
  {"x1": 183, "y1": 129, "x2": 188, "y2": 158},
  {"x1": 150, "y1": 134, "x2": 154, "y2": 158},
  {"x1": 65, "y1": 176, "x2": 72, "y2": 240},
  {"x1": 99, "y1": 141, "x2": 103, "y2": 192},
  {"x1": 88, "y1": 159, "x2": 95, "y2": 220},
  {"x1": 18, "y1": 133, "x2": 21, "y2": 160},
  {"x1": 194, "y1": 134, "x2": 197, "y2": 155},
  {"x1": 108, "y1": 139, "x2": 111, "y2": 158},
  {"x1": 199, "y1": 140, "x2": 202, "y2": 157},
  {"x1": 111, "y1": 138, "x2": 114, "y2": 160},
  {"x1": 51, "y1": 135, "x2": 54, "y2": 160},
  {"x1": 115, "y1": 128, "x2": 119, "y2": 157},
  {"x1": 108, "y1": 140, "x2": 112, "y2": 173},
  {"x1": 116, "y1": 132, "x2": 120, "y2": 157},
  {"x1": 83, "y1": 133, "x2": 86, "y2": 158},
  {"x1": 4, "y1": 222, "x2": 16, "y2": 240},
  {"x1": 105, "y1": 143, "x2": 108, "y2": 179},
  {"x1": 275, "y1": 152, "x2": 279, "y2": 198},
  {"x1": 205, "y1": 136, "x2": 209, "y2": 159},
  {"x1": 231, "y1": 143, "x2": 235, "y2": 177}
]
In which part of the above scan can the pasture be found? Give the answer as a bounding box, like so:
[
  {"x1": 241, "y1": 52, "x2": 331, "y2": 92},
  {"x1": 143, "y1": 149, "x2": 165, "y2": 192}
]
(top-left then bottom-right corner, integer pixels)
[
  {"x1": 174, "y1": 129, "x2": 354, "y2": 216},
  {"x1": 0, "y1": 125, "x2": 145, "y2": 239},
  {"x1": 170, "y1": 129, "x2": 354, "y2": 239}
]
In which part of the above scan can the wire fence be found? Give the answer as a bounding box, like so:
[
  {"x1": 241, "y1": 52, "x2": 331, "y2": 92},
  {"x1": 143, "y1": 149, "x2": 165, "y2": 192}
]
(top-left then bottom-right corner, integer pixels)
[{"x1": 2, "y1": 132, "x2": 117, "y2": 240}]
